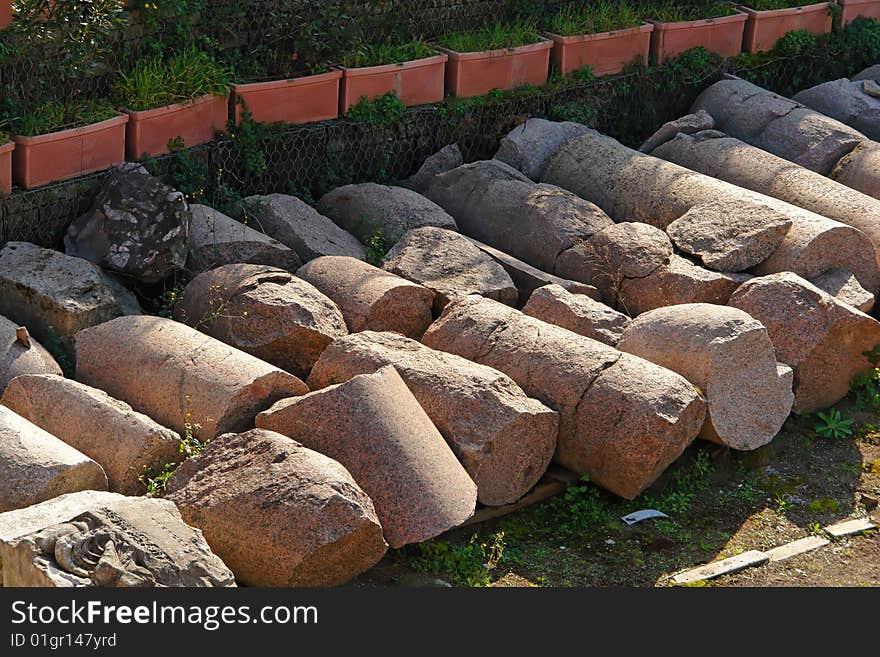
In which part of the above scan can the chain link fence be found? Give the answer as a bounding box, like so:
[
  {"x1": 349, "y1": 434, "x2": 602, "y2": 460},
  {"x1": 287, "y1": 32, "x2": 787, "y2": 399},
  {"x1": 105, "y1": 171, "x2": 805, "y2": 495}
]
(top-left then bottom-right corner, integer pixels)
[{"x1": 1, "y1": 2, "x2": 878, "y2": 249}]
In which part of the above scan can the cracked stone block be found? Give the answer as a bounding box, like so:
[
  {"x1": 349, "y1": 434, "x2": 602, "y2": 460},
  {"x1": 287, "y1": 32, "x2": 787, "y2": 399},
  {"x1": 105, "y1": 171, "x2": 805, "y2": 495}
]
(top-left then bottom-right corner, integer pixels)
[
  {"x1": 173, "y1": 263, "x2": 347, "y2": 378},
  {"x1": 166, "y1": 429, "x2": 387, "y2": 586},
  {"x1": 0, "y1": 494, "x2": 235, "y2": 587},
  {"x1": 523, "y1": 284, "x2": 630, "y2": 346},
  {"x1": 307, "y1": 330, "x2": 558, "y2": 506},
  {"x1": 187, "y1": 204, "x2": 302, "y2": 273},
  {"x1": 0, "y1": 242, "x2": 141, "y2": 354},
  {"x1": 383, "y1": 227, "x2": 518, "y2": 313},
  {"x1": 729, "y1": 272, "x2": 880, "y2": 413}
]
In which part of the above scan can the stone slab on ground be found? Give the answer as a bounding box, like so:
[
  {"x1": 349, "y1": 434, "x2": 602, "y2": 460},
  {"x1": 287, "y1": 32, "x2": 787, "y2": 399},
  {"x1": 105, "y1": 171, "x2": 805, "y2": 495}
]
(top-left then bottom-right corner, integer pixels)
[
  {"x1": 824, "y1": 518, "x2": 877, "y2": 538},
  {"x1": 765, "y1": 535, "x2": 830, "y2": 562},
  {"x1": 670, "y1": 550, "x2": 769, "y2": 585}
]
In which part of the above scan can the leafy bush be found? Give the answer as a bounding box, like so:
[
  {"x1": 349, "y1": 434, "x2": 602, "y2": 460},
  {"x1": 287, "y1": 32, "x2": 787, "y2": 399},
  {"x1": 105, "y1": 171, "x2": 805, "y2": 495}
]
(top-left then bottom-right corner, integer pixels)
[{"x1": 346, "y1": 92, "x2": 407, "y2": 126}]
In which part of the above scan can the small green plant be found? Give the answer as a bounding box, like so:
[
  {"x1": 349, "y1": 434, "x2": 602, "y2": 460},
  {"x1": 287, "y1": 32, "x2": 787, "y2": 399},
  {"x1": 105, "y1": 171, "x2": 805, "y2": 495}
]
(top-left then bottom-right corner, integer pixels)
[
  {"x1": 341, "y1": 39, "x2": 436, "y2": 68},
  {"x1": 438, "y1": 19, "x2": 543, "y2": 52},
  {"x1": 346, "y1": 92, "x2": 407, "y2": 126},
  {"x1": 775, "y1": 493, "x2": 794, "y2": 516},
  {"x1": 397, "y1": 532, "x2": 506, "y2": 587},
  {"x1": 139, "y1": 419, "x2": 206, "y2": 495},
  {"x1": 156, "y1": 283, "x2": 186, "y2": 318},
  {"x1": 548, "y1": 0, "x2": 643, "y2": 36},
  {"x1": 808, "y1": 498, "x2": 840, "y2": 514},
  {"x1": 543, "y1": 475, "x2": 613, "y2": 536},
  {"x1": 114, "y1": 47, "x2": 232, "y2": 111},
  {"x1": 364, "y1": 230, "x2": 388, "y2": 267},
  {"x1": 640, "y1": 449, "x2": 715, "y2": 515},
  {"x1": 809, "y1": 521, "x2": 823, "y2": 535},
  {"x1": 815, "y1": 409, "x2": 854, "y2": 439}
]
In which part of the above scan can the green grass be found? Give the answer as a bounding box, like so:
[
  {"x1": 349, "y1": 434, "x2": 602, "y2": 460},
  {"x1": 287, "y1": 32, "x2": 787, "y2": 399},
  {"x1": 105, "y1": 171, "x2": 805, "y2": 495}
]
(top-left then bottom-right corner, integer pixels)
[
  {"x1": 394, "y1": 532, "x2": 506, "y2": 587},
  {"x1": 648, "y1": 1, "x2": 738, "y2": 22},
  {"x1": 745, "y1": 0, "x2": 825, "y2": 10},
  {"x1": 438, "y1": 19, "x2": 544, "y2": 52},
  {"x1": 15, "y1": 100, "x2": 119, "y2": 136},
  {"x1": 114, "y1": 47, "x2": 232, "y2": 112},
  {"x1": 548, "y1": 0, "x2": 643, "y2": 35},
  {"x1": 342, "y1": 39, "x2": 437, "y2": 68}
]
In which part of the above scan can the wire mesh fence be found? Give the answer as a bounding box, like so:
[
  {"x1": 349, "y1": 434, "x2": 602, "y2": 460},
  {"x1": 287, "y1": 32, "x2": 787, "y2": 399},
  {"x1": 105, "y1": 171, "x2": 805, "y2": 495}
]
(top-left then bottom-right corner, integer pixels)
[{"x1": 1, "y1": 2, "x2": 878, "y2": 249}]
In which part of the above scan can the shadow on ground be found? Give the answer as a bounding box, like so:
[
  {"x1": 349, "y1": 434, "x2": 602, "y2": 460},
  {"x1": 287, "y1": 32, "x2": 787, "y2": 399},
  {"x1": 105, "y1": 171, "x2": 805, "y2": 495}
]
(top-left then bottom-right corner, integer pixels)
[{"x1": 356, "y1": 396, "x2": 879, "y2": 588}]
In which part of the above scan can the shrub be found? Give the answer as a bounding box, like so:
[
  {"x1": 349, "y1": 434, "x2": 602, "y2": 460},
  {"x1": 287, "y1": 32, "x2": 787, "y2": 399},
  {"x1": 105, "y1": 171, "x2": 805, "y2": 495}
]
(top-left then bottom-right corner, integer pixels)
[{"x1": 114, "y1": 47, "x2": 232, "y2": 111}]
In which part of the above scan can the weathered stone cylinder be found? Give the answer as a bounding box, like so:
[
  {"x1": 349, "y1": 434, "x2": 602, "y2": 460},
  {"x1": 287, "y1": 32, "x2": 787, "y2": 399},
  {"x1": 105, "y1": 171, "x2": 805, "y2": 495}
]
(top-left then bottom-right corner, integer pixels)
[
  {"x1": 691, "y1": 77, "x2": 866, "y2": 175},
  {"x1": 0, "y1": 406, "x2": 108, "y2": 512},
  {"x1": 166, "y1": 429, "x2": 387, "y2": 587},
  {"x1": 832, "y1": 142, "x2": 880, "y2": 199},
  {"x1": 617, "y1": 304, "x2": 793, "y2": 450},
  {"x1": 649, "y1": 129, "x2": 880, "y2": 270},
  {"x1": 692, "y1": 77, "x2": 880, "y2": 200},
  {"x1": 541, "y1": 129, "x2": 880, "y2": 296},
  {"x1": 729, "y1": 272, "x2": 880, "y2": 414},
  {"x1": 422, "y1": 296, "x2": 706, "y2": 499},
  {"x1": 422, "y1": 159, "x2": 613, "y2": 274},
  {"x1": 1, "y1": 314, "x2": 62, "y2": 394},
  {"x1": 257, "y1": 366, "x2": 477, "y2": 547},
  {"x1": 75, "y1": 316, "x2": 308, "y2": 439},
  {"x1": 792, "y1": 78, "x2": 880, "y2": 143},
  {"x1": 307, "y1": 331, "x2": 559, "y2": 506},
  {"x1": 2, "y1": 374, "x2": 181, "y2": 495},
  {"x1": 296, "y1": 256, "x2": 435, "y2": 339},
  {"x1": 173, "y1": 263, "x2": 348, "y2": 378}
]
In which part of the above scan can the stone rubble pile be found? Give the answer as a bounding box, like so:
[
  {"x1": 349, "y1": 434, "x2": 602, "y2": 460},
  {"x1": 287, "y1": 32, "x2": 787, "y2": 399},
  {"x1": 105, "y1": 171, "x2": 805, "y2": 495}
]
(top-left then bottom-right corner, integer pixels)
[{"x1": 3, "y1": 89, "x2": 880, "y2": 587}]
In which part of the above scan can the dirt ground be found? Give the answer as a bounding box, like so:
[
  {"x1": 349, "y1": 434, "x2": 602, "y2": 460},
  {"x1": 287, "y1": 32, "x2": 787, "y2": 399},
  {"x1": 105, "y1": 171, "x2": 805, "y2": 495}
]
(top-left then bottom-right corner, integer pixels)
[{"x1": 357, "y1": 395, "x2": 880, "y2": 588}]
